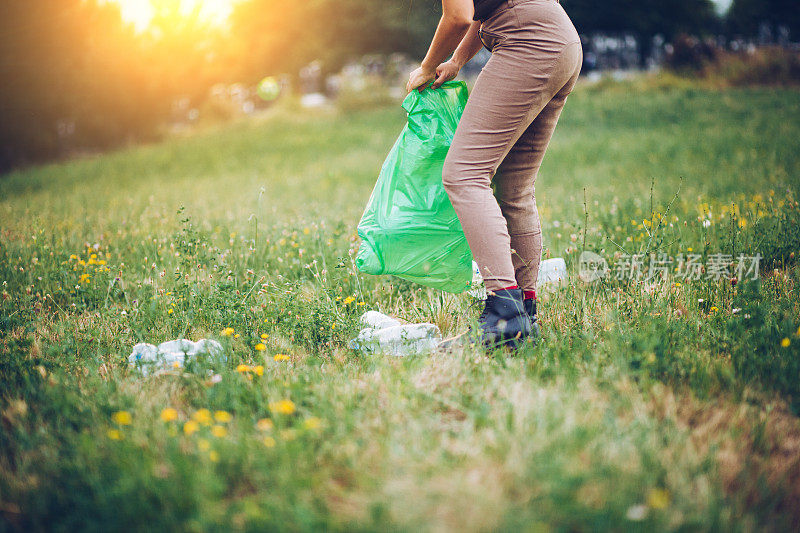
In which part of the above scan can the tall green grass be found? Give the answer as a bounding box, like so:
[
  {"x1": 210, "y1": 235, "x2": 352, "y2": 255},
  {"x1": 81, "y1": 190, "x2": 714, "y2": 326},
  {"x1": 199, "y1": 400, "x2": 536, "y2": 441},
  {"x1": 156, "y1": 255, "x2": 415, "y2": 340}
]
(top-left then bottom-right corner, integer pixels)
[{"x1": 1, "y1": 82, "x2": 799, "y2": 531}]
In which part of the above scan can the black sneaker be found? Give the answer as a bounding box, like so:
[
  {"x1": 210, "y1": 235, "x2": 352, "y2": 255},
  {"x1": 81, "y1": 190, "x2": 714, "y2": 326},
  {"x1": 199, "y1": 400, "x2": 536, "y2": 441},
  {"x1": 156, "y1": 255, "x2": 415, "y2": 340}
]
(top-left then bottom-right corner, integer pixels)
[
  {"x1": 523, "y1": 298, "x2": 541, "y2": 338},
  {"x1": 437, "y1": 288, "x2": 532, "y2": 351},
  {"x1": 477, "y1": 288, "x2": 532, "y2": 348}
]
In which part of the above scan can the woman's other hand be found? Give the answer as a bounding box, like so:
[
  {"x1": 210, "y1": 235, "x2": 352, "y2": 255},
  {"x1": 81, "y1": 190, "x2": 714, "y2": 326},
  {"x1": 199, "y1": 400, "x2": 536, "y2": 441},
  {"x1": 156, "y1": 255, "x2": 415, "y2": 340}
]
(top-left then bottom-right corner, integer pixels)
[
  {"x1": 431, "y1": 60, "x2": 461, "y2": 89},
  {"x1": 406, "y1": 65, "x2": 436, "y2": 93}
]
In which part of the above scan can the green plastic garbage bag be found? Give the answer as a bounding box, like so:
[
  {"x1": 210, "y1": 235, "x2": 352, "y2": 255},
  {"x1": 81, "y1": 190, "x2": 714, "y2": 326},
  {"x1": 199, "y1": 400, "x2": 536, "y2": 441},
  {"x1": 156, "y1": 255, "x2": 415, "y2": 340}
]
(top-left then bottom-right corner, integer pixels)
[{"x1": 355, "y1": 81, "x2": 473, "y2": 293}]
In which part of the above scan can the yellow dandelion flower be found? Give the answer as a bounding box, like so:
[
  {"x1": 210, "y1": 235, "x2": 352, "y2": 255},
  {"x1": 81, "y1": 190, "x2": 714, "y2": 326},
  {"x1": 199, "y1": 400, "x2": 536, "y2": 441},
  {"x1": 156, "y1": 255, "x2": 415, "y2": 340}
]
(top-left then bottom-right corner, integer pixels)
[
  {"x1": 209, "y1": 450, "x2": 219, "y2": 462},
  {"x1": 273, "y1": 354, "x2": 290, "y2": 362},
  {"x1": 262, "y1": 436, "x2": 276, "y2": 447},
  {"x1": 687, "y1": 247, "x2": 693, "y2": 252},
  {"x1": 69, "y1": 254, "x2": 78, "y2": 260},
  {"x1": 269, "y1": 399, "x2": 296, "y2": 415},
  {"x1": 221, "y1": 327, "x2": 234, "y2": 337},
  {"x1": 107, "y1": 429, "x2": 123, "y2": 440},
  {"x1": 710, "y1": 306, "x2": 718, "y2": 313},
  {"x1": 254, "y1": 365, "x2": 264, "y2": 376},
  {"x1": 647, "y1": 488, "x2": 670, "y2": 509},
  {"x1": 160, "y1": 408, "x2": 178, "y2": 422},
  {"x1": 167, "y1": 309, "x2": 173, "y2": 315},
  {"x1": 214, "y1": 410, "x2": 232, "y2": 423},
  {"x1": 303, "y1": 417, "x2": 322, "y2": 430},
  {"x1": 236, "y1": 364, "x2": 250, "y2": 373},
  {"x1": 234, "y1": 334, "x2": 240, "y2": 338},
  {"x1": 256, "y1": 418, "x2": 274, "y2": 431},
  {"x1": 255, "y1": 343, "x2": 266, "y2": 351},
  {"x1": 260, "y1": 333, "x2": 269, "y2": 340},
  {"x1": 211, "y1": 425, "x2": 228, "y2": 438},
  {"x1": 342, "y1": 296, "x2": 356, "y2": 305},
  {"x1": 303, "y1": 227, "x2": 310, "y2": 235},
  {"x1": 183, "y1": 420, "x2": 199, "y2": 435},
  {"x1": 197, "y1": 438, "x2": 211, "y2": 451},
  {"x1": 193, "y1": 408, "x2": 212, "y2": 425},
  {"x1": 112, "y1": 411, "x2": 132, "y2": 425},
  {"x1": 781, "y1": 338, "x2": 791, "y2": 348}
]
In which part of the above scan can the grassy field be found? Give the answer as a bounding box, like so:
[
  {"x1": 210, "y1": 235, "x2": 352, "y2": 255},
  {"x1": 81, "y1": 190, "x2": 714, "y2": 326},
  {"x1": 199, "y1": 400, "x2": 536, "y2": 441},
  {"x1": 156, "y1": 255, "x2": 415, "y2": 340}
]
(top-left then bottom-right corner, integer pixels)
[{"x1": 2, "y1": 80, "x2": 800, "y2": 531}]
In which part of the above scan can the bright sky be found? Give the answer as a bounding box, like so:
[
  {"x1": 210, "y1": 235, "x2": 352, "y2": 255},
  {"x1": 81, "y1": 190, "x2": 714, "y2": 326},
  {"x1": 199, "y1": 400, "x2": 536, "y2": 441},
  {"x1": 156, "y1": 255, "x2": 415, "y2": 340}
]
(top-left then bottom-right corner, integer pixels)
[
  {"x1": 108, "y1": 0, "x2": 242, "y2": 30},
  {"x1": 712, "y1": 0, "x2": 732, "y2": 14},
  {"x1": 109, "y1": 0, "x2": 733, "y2": 31}
]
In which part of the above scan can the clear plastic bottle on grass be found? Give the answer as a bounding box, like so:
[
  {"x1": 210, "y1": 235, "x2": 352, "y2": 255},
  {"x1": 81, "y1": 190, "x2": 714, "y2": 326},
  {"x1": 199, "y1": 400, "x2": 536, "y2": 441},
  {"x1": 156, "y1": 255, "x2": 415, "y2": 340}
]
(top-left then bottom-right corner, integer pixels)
[{"x1": 349, "y1": 311, "x2": 442, "y2": 357}]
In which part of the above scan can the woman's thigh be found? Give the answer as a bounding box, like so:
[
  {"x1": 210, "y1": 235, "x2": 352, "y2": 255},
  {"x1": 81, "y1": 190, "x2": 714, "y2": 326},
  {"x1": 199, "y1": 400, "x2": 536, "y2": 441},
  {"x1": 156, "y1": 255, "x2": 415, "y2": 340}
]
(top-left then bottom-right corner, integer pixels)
[{"x1": 444, "y1": 40, "x2": 580, "y2": 187}]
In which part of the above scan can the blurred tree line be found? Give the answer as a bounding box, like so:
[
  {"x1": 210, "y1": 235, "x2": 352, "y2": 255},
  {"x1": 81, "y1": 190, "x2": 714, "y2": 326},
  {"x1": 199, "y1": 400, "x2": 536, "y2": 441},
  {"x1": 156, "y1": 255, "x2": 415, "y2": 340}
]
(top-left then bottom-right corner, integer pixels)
[
  {"x1": 563, "y1": 0, "x2": 718, "y2": 61},
  {"x1": 0, "y1": 0, "x2": 797, "y2": 173},
  {"x1": 726, "y1": 0, "x2": 800, "y2": 39},
  {"x1": 564, "y1": 0, "x2": 718, "y2": 41},
  {"x1": 0, "y1": 0, "x2": 238, "y2": 172}
]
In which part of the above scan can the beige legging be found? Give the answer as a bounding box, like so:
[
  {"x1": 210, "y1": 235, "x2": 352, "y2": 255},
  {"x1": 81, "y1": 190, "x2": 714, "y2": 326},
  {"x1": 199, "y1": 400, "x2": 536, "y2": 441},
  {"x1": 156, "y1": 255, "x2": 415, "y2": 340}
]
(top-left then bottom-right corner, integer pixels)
[{"x1": 443, "y1": 0, "x2": 582, "y2": 293}]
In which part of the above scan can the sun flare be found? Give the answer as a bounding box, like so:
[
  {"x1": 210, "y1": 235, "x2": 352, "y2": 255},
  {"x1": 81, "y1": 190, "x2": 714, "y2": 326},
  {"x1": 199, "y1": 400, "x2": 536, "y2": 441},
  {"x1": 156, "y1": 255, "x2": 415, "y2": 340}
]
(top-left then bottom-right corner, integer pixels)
[{"x1": 108, "y1": 0, "x2": 242, "y2": 30}]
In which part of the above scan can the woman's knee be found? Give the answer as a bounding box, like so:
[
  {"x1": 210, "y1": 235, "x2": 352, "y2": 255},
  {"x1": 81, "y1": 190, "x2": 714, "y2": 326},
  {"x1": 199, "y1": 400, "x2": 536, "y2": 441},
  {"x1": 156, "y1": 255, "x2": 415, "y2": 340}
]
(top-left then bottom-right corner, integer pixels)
[
  {"x1": 498, "y1": 199, "x2": 534, "y2": 224},
  {"x1": 496, "y1": 186, "x2": 535, "y2": 213},
  {"x1": 442, "y1": 156, "x2": 494, "y2": 196},
  {"x1": 441, "y1": 156, "x2": 460, "y2": 193}
]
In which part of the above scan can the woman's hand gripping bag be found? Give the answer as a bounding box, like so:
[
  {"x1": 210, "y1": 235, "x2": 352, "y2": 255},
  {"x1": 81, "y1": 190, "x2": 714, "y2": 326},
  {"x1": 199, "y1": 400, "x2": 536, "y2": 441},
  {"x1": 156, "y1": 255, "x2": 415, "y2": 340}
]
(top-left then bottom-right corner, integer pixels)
[{"x1": 355, "y1": 81, "x2": 473, "y2": 293}]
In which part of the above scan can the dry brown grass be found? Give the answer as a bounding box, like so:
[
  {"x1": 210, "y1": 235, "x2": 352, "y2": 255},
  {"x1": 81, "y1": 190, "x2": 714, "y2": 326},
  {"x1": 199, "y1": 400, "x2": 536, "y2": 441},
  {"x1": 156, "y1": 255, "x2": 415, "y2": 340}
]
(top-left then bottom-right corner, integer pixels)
[{"x1": 648, "y1": 383, "x2": 800, "y2": 529}]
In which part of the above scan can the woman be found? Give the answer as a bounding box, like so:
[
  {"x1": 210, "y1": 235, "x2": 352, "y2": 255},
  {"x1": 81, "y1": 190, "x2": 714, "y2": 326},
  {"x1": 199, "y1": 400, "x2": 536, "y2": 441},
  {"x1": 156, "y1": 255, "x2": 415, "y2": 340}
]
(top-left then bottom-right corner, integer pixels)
[{"x1": 407, "y1": 0, "x2": 581, "y2": 348}]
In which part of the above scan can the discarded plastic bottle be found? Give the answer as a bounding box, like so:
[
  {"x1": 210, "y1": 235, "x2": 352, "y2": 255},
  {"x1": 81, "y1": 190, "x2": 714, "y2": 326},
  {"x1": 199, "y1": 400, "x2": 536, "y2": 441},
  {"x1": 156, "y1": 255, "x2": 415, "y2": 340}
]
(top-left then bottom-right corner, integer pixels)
[
  {"x1": 349, "y1": 311, "x2": 442, "y2": 357},
  {"x1": 537, "y1": 258, "x2": 568, "y2": 288},
  {"x1": 129, "y1": 338, "x2": 224, "y2": 376},
  {"x1": 469, "y1": 257, "x2": 568, "y2": 298}
]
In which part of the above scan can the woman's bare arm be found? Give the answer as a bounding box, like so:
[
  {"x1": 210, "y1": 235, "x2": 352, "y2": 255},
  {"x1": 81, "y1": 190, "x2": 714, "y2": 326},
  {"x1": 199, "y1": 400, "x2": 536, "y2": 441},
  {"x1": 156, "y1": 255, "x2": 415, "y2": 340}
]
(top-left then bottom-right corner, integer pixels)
[
  {"x1": 406, "y1": 0, "x2": 473, "y2": 92},
  {"x1": 451, "y1": 21, "x2": 483, "y2": 68},
  {"x1": 431, "y1": 21, "x2": 482, "y2": 88}
]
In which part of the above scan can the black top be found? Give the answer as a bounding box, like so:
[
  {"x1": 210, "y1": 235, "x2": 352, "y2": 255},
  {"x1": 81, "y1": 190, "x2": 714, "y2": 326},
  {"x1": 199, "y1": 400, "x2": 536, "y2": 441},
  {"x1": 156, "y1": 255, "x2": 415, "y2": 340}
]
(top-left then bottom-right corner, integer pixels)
[{"x1": 473, "y1": 0, "x2": 505, "y2": 21}]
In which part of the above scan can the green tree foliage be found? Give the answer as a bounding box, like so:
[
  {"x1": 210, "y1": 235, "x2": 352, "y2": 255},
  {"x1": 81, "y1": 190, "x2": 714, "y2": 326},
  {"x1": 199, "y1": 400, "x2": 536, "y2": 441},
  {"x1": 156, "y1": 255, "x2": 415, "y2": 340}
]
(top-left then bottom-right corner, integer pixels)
[
  {"x1": 1, "y1": 0, "x2": 98, "y2": 168},
  {"x1": 229, "y1": 0, "x2": 440, "y2": 83},
  {"x1": 2, "y1": 0, "x2": 728, "y2": 172},
  {"x1": 726, "y1": 0, "x2": 800, "y2": 39},
  {"x1": 0, "y1": 0, "x2": 440, "y2": 171},
  {"x1": 562, "y1": 0, "x2": 719, "y2": 44},
  {"x1": 0, "y1": 0, "x2": 233, "y2": 171}
]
